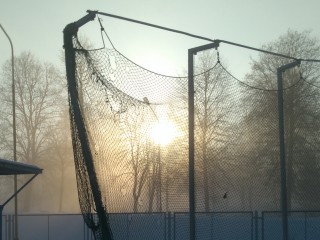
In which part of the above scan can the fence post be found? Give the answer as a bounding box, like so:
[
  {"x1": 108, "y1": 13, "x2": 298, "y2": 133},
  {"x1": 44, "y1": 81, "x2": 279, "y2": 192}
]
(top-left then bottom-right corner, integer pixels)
[
  {"x1": 167, "y1": 212, "x2": 171, "y2": 240},
  {"x1": 261, "y1": 212, "x2": 264, "y2": 240},
  {"x1": 304, "y1": 212, "x2": 307, "y2": 240},
  {"x1": 8, "y1": 214, "x2": 14, "y2": 240},
  {"x1": 255, "y1": 211, "x2": 259, "y2": 240},
  {"x1": 173, "y1": 213, "x2": 176, "y2": 240}
]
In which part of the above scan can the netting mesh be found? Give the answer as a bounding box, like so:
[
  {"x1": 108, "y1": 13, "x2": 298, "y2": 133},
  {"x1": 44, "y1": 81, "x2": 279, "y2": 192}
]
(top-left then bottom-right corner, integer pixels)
[{"x1": 66, "y1": 29, "x2": 320, "y2": 239}]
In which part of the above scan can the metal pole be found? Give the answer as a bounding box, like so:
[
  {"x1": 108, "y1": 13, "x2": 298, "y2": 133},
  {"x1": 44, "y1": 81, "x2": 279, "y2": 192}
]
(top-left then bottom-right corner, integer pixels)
[
  {"x1": 2, "y1": 174, "x2": 41, "y2": 207},
  {"x1": 64, "y1": 11, "x2": 114, "y2": 240},
  {"x1": 93, "y1": 11, "x2": 320, "y2": 62},
  {"x1": 277, "y1": 60, "x2": 301, "y2": 240},
  {"x1": 255, "y1": 211, "x2": 259, "y2": 240},
  {"x1": 188, "y1": 48, "x2": 196, "y2": 240},
  {"x1": 277, "y1": 67, "x2": 288, "y2": 240},
  {"x1": 0, "y1": 205, "x2": 3, "y2": 240},
  {"x1": 0, "y1": 24, "x2": 18, "y2": 240},
  {"x1": 188, "y1": 42, "x2": 219, "y2": 240}
]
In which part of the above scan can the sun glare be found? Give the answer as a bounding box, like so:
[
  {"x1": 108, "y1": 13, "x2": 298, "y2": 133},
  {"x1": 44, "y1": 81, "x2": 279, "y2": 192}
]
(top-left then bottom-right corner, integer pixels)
[{"x1": 149, "y1": 120, "x2": 178, "y2": 146}]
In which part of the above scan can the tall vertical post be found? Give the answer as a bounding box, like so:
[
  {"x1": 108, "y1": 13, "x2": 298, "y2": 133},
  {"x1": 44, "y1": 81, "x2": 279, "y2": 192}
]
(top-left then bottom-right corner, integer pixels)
[
  {"x1": 277, "y1": 66, "x2": 288, "y2": 240},
  {"x1": 0, "y1": 24, "x2": 17, "y2": 240},
  {"x1": 188, "y1": 42, "x2": 219, "y2": 240},
  {"x1": 277, "y1": 60, "x2": 300, "y2": 240},
  {"x1": 188, "y1": 49, "x2": 196, "y2": 240},
  {"x1": 255, "y1": 211, "x2": 259, "y2": 240},
  {"x1": 0, "y1": 205, "x2": 3, "y2": 240}
]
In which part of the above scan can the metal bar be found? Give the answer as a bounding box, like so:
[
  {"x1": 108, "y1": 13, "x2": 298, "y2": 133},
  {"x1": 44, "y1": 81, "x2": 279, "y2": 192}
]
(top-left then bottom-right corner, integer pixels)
[
  {"x1": 188, "y1": 48, "x2": 196, "y2": 240},
  {"x1": 162, "y1": 213, "x2": 165, "y2": 240},
  {"x1": 168, "y1": 212, "x2": 171, "y2": 240},
  {"x1": 210, "y1": 212, "x2": 213, "y2": 239},
  {"x1": 278, "y1": 60, "x2": 301, "y2": 71},
  {"x1": 304, "y1": 212, "x2": 307, "y2": 240},
  {"x1": 277, "y1": 60, "x2": 300, "y2": 240},
  {"x1": 90, "y1": 11, "x2": 320, "y2": 63},
  {"x1": 0, "y1": 23, "x2": 18, "y2": 240},
  {"x1": 75, "y1": 11, "x2": 96, "y2": 28},
  {"x1": 251, "y1": 211, "x2": 254, "y2": 240},
  {"x1": 188, "y1": 41, "x2": 219, "y2": 240},
  {"x1": 255, "y1": 211, "x2": 258, "y2": 240},
  {"x1": 0, "y1": 174, "x2": 40, "y2": 240},
  {"x1": 2, "y1": 174, "x2": 39, "y2": 207},
  {"x1": 277, "y1": 67, "x2": 289, "y2": 240},
  {"x1": 173, "y1": 213, "x2": 176, "y2": 240},
  {"x1": 300, "y1": 58, "x2": 320, "y2": 63},
  {"x1": 64, "y1": 19, "x2": 113, "y2": 240},
  {"x1": 48, "y1": 215, "x2": 50, "y2": 240},
  {"x1": 91, "y1": 10, "x2": 215, "y2": 43},
  {"x1": 90, "y1": 10, "x2": 320, "y2": 64},
  {"x1": 217, "y1": 40, "x2": 320, "y2": 62},
  {"x1": 261, "y1": 212, "x2": 264, "y2": 240},
  {"x1": 189, "y1": 42, "x2": 220, "y2": 54},
  {"x1": 217, "y1": 39, "x2": 298, "y2": 60},
  {"x1": 0, "y1": 205, "x2": 3, "y2": 240}
]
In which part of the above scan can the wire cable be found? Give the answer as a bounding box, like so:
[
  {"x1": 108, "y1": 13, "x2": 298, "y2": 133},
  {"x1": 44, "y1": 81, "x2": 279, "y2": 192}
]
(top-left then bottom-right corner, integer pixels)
[{"x1": 89, "y1": 10, "x2": 320, "y2": 63}]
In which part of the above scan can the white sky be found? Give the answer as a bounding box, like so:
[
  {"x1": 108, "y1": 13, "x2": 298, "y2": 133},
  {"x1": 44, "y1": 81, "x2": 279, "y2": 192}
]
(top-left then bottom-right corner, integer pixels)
[{"x1": 1, "y1": 0, "x2": 320, "y2": 78}]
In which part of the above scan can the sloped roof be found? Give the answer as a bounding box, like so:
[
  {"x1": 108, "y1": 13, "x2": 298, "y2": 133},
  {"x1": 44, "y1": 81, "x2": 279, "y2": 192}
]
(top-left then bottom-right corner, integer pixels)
[{"x1": 0, "y1": 158, "x2": 42, "y2": 175}]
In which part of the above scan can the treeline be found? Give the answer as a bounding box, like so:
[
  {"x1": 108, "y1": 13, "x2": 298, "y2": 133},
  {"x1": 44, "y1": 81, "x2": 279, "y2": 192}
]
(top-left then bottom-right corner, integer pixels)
[{"x1": 0, "y1": 52, "x2": 78, "y2": 213}]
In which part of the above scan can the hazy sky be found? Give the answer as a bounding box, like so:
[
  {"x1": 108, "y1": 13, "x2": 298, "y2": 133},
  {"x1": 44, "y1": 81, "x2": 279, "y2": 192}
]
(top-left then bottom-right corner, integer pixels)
[{"x1": 1, "y1": 0, "x2": 320, "y2": 78}]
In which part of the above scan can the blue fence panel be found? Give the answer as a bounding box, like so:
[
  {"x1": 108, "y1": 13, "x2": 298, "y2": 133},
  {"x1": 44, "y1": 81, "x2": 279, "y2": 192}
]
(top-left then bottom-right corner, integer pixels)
[
  {"x1": 262, "y1": 212, "x2": 283, "y2": 240},
  {"x1": 109, "y1": 213, "x2": 166, "y2": 240},
  {"x1": 174, "y1": 213, "x2": 189, "y2": 240},
  {"x1": 109, "y1": 214, "x2": 129, "y2": 240},
  {"x1": 128, "y1": 213, "x2": 165, "y2": 240},
  {"x1": 305, "y1": 212, "x2": 320, "y2": 240},
  {"x1": 211, "y1": 212, "x2": 253, "y2": 240},
  {"x1": 174, "y1": 212, "x2": 253, "y2": 240},
  {"x1": 48, "y1": 214, "x2": 84, "y2": 240},
  {"x1": 196, "y1": 214, "x2": 212, "y2": 240},
  {"x1": 18, "y1": 215, "x2": 48, "y2": 240},
  {"x1": 288, "y1": 213, "x2": 306, "y2": 240},
  {"x1": 262, "y1": 211, "x2": 320, "y2": 240}
]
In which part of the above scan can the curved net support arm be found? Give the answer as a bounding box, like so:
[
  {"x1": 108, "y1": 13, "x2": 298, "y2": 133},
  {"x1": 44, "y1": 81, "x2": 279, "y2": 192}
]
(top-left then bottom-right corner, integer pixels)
[{"x1": 63, "y1": 12, "x2": 114, "y2": 240}]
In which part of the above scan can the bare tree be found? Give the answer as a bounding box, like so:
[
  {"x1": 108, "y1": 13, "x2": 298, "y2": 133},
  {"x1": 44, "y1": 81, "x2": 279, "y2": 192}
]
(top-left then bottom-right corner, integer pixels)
[
  {"x1": 177, "y1": 50, "x2": 234, "y2": 212},
  {"x1": 0, "y1": 51, "x2": 64, "y2": 212},
  {"x1": 44, "y1": 108, "x2": 77, "y2": 212},
  {"x1": 194, "y1": 51, "x2": 229, "y2": 211},
  {"x1": 244, "y1": 29, "x2": 320, "y2": 210},
  {"x1": 119, "y1": 106, "x2": 158, "y2": 212}
]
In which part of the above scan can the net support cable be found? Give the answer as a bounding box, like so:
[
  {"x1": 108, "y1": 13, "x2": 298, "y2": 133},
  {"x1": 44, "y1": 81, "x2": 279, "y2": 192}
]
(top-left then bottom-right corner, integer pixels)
[{"x1": 89, "y1": 10, "x2": 320, "y2": 63}]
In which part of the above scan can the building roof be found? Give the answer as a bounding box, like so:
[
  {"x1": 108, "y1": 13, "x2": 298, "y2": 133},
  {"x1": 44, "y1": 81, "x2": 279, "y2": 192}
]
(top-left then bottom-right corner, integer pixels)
[{"x1": 0, "y1": 158, "x2": 42, "y2": 175}]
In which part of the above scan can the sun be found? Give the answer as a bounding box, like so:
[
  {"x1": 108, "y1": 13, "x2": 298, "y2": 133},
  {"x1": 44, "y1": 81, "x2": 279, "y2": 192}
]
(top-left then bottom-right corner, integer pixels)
[{"x1": 149, "y1": 120, "x2": 178, "y2": 146}]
